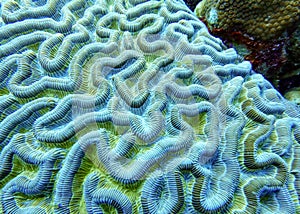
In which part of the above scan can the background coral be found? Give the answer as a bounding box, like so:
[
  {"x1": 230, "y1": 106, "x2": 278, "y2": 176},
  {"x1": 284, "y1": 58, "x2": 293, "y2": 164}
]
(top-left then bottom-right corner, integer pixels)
[
  {"x1": 0, "y1": 0, "x2": 299, "y2": 213},
  {"x1": 195, "y1": 0, "x2": 300, "y2": 101},
  {"x1": 195, "y1": 0, "x2": 300, "y2": 41}
]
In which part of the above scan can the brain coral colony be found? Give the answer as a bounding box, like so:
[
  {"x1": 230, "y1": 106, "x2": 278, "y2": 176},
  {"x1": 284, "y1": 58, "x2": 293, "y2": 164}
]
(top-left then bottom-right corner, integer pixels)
[{"x1": 0, "y1": 0, "x2": 299, "y2": 213}]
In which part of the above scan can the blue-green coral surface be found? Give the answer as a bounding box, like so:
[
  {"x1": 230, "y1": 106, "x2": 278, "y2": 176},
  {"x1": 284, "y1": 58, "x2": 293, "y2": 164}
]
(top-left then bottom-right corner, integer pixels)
[{"x1": 0, "y1": 0, "x2": 299, "y2": 213}]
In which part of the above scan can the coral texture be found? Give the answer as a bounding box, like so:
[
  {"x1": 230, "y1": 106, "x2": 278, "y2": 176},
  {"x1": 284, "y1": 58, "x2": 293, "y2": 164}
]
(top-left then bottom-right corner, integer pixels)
[
  {"x1": 0, "y1": 0, "x2": 299, "y2": 213},
  {"x1": 195, "y1": 0, "x2": 300, "y2": 41}
]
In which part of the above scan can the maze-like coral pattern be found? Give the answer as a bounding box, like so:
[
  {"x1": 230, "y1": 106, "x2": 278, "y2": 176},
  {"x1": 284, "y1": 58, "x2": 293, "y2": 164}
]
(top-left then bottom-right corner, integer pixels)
[{"x1": 0, "y1": 0, "x2": 299, "y2": 213}]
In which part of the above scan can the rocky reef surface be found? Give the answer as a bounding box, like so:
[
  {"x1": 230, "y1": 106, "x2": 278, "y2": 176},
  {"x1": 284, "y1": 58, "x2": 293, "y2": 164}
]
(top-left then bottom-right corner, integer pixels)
[{"x1": 0, "y1": 0, "x2": 299, "y2": 213}]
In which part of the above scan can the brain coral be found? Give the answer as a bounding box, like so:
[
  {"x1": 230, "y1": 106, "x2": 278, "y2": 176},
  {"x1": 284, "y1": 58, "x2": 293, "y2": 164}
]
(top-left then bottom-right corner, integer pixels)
[
  {"x1": 0, "y1": 0, "x2": 299, "y2": 213},
  {"x1": 195, "y1": 0, "x2": 300, "y2": 41}
]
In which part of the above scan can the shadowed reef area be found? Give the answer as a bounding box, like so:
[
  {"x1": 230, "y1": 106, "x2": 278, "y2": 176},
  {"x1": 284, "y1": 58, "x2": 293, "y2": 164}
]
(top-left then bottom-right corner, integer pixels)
[{"x1": 0, "y1": 0, "x2": 299, "y2": 213}]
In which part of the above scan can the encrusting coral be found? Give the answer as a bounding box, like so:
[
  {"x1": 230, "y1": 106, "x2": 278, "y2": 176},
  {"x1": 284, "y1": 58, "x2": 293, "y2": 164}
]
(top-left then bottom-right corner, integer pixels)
[
  {"x1": 195, "y1": 0, "x2": 300, "y2": 41},
  {"x1": 0, "y1": 0, "x2": 299, "y2": 213}
]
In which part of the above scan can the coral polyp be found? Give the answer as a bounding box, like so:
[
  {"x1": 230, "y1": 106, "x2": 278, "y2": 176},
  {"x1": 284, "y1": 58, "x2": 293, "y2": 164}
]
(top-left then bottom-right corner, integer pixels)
[{"x1": 0, "y1": 0, "x2": 299, "y2": 213}]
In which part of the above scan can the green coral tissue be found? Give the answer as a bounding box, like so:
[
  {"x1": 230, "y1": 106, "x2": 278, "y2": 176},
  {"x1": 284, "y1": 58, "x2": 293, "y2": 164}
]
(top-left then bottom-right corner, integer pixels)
[{"x1": 0, "y1": 0, "x2": 299, "y2": 213}]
